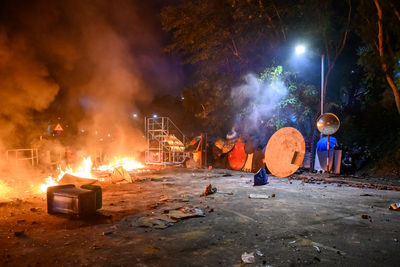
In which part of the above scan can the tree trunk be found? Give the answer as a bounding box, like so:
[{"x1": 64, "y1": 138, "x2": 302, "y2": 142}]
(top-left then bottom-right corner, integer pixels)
[
  {"x1": 385, "y1": 74, "x2": 400, "y2": 114},
  {"x1": 373, "y1": 0, "x2": 400, "y2": 114}
]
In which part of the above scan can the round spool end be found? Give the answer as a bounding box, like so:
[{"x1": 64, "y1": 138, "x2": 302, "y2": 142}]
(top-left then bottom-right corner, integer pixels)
[{"x1": 265, "y1": 127, "x2": 305, "y2": 178}]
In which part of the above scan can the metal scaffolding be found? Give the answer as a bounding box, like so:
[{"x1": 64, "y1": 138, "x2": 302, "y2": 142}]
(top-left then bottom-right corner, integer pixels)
[{"x1": 145, "y1": 117, "x2": 187, "y2": 165}]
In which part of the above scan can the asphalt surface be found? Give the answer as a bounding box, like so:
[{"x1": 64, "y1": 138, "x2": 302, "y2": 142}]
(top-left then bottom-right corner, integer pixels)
[{"x1": 1, "y1": 168, "x2": 400, "y2": 266}]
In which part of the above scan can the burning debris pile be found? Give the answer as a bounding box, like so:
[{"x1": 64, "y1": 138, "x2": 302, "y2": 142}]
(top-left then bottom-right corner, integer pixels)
[{"x1": 40, "y1": 156, "x2": 148, "y2": 194}]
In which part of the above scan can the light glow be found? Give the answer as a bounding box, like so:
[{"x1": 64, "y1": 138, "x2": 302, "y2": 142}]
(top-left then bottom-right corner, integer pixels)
[{"x1": 295, "y1": 45, "x2": 306, "y2": 55}]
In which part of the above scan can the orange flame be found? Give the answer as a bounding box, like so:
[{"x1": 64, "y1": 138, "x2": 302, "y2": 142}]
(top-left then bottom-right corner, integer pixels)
[
  {"x1": 97, "y1": 157, "x2": 144, "y2": 172},
  {"x1": 40, "y1": 156, "x2": 95, "y2": 193}
]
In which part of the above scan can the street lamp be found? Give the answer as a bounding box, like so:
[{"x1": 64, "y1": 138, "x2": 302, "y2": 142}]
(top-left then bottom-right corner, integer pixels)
[{"x1": 294, "y1": 45, "x2": 324, "y2": 116}]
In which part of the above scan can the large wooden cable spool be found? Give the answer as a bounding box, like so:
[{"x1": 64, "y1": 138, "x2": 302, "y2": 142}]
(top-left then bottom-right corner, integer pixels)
[{"x1": 264, "y1": 127, "x2": 305, "y2": 178}]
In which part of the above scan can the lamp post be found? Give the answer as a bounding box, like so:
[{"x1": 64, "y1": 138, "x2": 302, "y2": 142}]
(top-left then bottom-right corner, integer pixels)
[{"x1": 320, "y1": 54, "x2": 324, "y2": 116}]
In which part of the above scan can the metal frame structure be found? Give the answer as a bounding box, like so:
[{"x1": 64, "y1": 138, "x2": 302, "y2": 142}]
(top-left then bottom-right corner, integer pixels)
[
  {"x1": 6, "y1": 148, "x2": 39, "y2": 167},
  {"x1": 145, "y1": 117, "x2": 187, "y2": 165}
]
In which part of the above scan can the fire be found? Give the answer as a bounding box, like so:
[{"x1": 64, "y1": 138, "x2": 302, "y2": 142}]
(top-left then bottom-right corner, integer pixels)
[
  {"x1": 39, "y1": 156, "x2": 144, "y2": 193},
  {"x1": 0, "y1": 180, "x2": 13, "y2": 200},
  {"x1": 40, "y1": 157, "x2": 95, "y2": 193},
  {"x1": 39, "y1": 176, "x2": 58, "y2": 193},
  {"x1": 97, "y1": 157, "x2": 144, "y2": 172}
]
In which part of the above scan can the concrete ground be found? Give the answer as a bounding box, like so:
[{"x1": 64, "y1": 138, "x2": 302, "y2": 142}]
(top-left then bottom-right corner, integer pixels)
[{"x1": 1, "y1": 168, "x2": 400, "y2": 266}]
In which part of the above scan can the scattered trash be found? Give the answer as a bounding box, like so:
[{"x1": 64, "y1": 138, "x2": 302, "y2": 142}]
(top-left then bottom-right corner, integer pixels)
[
  {"x1": 136, "y1": 215, "x2": 177, "y2": 229},
  {"x1": 360, "y1": 214, "x2": 370, "y2": 219},
  {"x1": 208, "y1": 166, "x2": 213, "y2": 170},
  {"x1": 200, "y1": 184, "x2": 217, "y2": 197},
  {"x1": 295, "y1": 236, "x2": 347, "y2": 256},
  {"x1": 360, "y1": 194, "x2": 373, "y2": 196},
  {"x1": 30, "y1": 208, "x2": 38, "y2": 212},
  {"x1": 255, "y1": 249, "x2": 264, "y2": 256},
  {"x1": 254, "y1": 168, "x2": 268, "y2": 186},
  {"x1": 389, "y1": 202, "x2": 400, "y2": 211},
  {"x1": 249, "y1": 194, "x2": 270, "y2": 199},
  {"x1": 394, "y1": 238, "x2": 398, "y2": 242},
  {"x1": 102, "y1": 231, "x2": 113, "y2": 236},
  {"x1": 313, "y1": 245, "x2": 321, "y2": 253},
  {"x1": 159, "y1": 196, "x2": 168, "y2": 202},
  {"x1": 241, "y1": 252, "x2": 255, "y2": 264},
  {"x1": 180, "y1": 196, "x2": 190, "y2": 202},
  {"x1": 222, "y1": 174, "x2": 232, "y2": 177},
  {"x1": 14, "y1": 231, "x2": 25, "y2": 237},
  {"x1": 167, "y1": 207, "x2": 205, "y2": 219},
  {"x1": 150, "y1": 177, "x2": 167, "y2": 182},
  {"x1": 271, "y1": 193, "x2": 276, "y2": 198}
]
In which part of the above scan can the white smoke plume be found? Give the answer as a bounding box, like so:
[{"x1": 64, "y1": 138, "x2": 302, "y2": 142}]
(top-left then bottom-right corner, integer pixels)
[{"x1": 231, "y1": 73, "x2": 288, "y2": 133}]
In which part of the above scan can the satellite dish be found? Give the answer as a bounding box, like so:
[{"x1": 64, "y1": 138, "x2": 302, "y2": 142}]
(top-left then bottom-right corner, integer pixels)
[
  {"x1": 265, "y1": 127, "x2": 305, "y2": 178},
  {"x1": 316, "y1": 113, "x2": 340, "y2": 135}
]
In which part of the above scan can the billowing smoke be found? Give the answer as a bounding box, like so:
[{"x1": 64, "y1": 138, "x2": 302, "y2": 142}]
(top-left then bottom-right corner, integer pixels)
[
  {"x1": 0, "y1": 27, "x2": 59, "y2": 149},
  {"x1": 0, "y1": 0, "x2": 181, "y2": 162},
  {"x1": 231, "y1": 73, "x2": 288, "y2": 133}
]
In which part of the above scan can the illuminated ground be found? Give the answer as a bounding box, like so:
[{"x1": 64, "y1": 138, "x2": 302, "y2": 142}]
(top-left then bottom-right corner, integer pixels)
[{"x1": 1, "y1": 168, "x2": 400, "y2": 266}]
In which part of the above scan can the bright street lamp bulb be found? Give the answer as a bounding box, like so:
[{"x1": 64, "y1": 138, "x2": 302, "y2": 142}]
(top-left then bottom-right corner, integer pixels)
[
  {"x1": 153, "y1": 114, "x2": 158, "y2": 118},
  {"x1": 295, "y1": 45, "x2": 306, "y2": 55},
  {"x1": 132, "y1": 113, "x2": 137, "y2": 118}
]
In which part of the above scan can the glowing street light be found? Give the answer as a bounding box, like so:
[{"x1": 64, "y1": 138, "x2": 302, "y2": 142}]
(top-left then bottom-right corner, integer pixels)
[
  {"x1": 153, "y1": 114, "x2": 158, "y2": 118},
  {"x1": 295, "y1": 45, "x2": 306, "y2": 55},
  {"x1": 295, "y1": 44, "x2": 324, "y2": 116},
  {"x1": 132, "y1": 113, "x2": 138, "y2": 118}
]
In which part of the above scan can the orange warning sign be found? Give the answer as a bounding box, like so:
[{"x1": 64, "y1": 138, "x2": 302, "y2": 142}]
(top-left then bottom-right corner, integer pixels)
[{"x1": 54, "y1": 123, "x2": 64, "y2": 131}]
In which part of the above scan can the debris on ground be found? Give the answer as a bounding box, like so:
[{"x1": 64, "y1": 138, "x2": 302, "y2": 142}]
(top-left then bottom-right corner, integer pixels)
[
  {"x1": 248, "y1": 194, "x2": 270, "y2": 199},
  {"x1": 271, "y1": 193, "x2": 276, "y2": 197},
  {"x1": 360, "y1": 214, "x2": 370, "y2": 219},
  {"x1": 14, "y1": 230, "x2": 25, "y2": 237},
  {"x1": 179, "y1": 196, "x2": 190, "y2": 202},
  {"x1": 292, "y1": 175, "x2": 400, "y2": 191},
  {"x1": 241, "y1": 252, "x2": 255, "y2": 264},
  {"x1": 111, "y1": 167, "x2": 132, "y2": 183},
  {"x1": 292, "y1": 237, "x2": 347, "y2": 256},
  {"x1": 389, "y1": 202, "x2": 400, "y2": 211},
  {"x1": 200, "y1": 184, "x2": 217, "y2": 197},
  {"x1": 102, "y1": 231, "x2": 113, "y2": 236},
  {"x1": 254, "y1": 168, "x2": 268, "y2": 186},
  {"x1": 159, "y1": 196, "x2": 168, "y2": 202},
  {"x1": 136, "y1": 215, "x2": 177, "y2": 229},
  {"x1": 255, "y1": 249, "x2": 264, "y2": 256},
  {"x1": 313, "y1": 245, "x2": 321, "y2": 253},
  {"x1": 166, "y1": 207, "x2": 205, "y2": 219}
]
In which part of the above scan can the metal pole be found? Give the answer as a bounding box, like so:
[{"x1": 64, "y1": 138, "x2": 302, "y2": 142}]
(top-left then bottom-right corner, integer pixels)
[
  {"x1": 321, "y1": 54, "x2": 324, "y2": 116},
  {"x1": 326, "y1": 135, "x2": 330, "y2": 172}
]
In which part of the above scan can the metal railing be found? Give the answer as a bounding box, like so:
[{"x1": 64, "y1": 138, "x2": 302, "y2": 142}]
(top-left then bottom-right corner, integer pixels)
[{"x1": 6, "y1": 148, "x2": 39, "y2": 167}]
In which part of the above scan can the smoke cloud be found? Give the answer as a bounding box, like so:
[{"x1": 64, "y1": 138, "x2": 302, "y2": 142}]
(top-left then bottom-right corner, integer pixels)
[
  {"x1": 231, "y1": 73, "x2": 288, "y2": 133},
  {"x1": 0, "y1": 0, "x2": 182, "y2": 159},
  {"x1": 0, "y1": 27, "x2": 59, "y2": 149}
]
